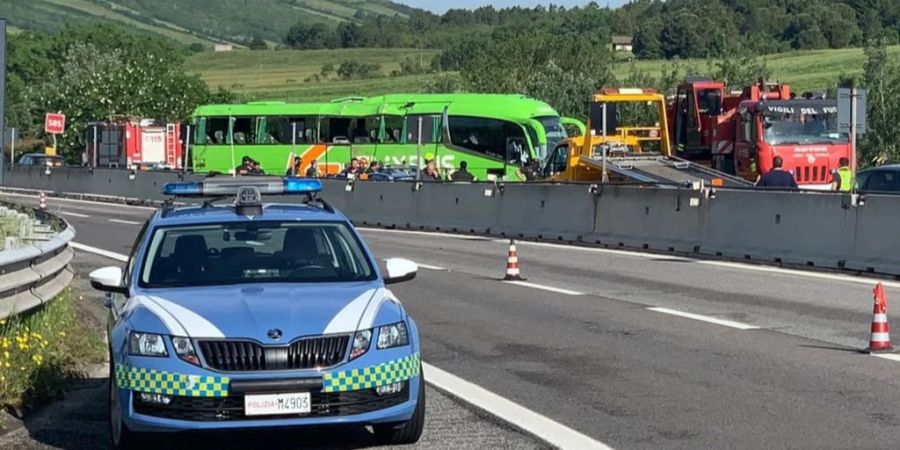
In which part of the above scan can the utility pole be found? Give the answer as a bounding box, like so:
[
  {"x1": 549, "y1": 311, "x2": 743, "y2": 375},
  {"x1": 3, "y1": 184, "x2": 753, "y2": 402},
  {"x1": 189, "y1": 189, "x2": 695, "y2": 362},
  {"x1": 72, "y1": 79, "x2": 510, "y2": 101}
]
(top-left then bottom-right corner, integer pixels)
[{"x1": 0, "y1": 19, "x2": 7, "y2": 184}]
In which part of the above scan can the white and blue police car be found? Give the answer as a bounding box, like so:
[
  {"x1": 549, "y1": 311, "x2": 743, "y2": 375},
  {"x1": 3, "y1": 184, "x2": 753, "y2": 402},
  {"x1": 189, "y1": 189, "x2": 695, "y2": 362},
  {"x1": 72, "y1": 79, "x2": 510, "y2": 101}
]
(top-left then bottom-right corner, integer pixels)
[{"x1": 89, "y1": 177, "x2": 424, "y2": 448}]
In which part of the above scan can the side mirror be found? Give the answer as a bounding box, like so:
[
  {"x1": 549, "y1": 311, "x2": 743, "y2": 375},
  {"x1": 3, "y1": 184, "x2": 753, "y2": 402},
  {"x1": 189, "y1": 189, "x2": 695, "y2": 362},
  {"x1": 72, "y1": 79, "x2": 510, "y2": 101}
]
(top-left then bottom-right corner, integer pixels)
[
  {"x1": 89, "y1": 266, "x2": 128, "y2": 295},
  {"x1": 384, "y1": 258, "x2": 418, "y2": 285}
]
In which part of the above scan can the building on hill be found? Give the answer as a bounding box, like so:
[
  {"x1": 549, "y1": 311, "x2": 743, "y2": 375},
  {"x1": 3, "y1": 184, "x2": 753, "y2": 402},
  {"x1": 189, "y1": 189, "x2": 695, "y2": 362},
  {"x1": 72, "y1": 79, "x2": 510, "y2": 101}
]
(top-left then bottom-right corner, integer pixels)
[
  {"x1": 612, "y1": 35, "x2": 633, "y2": 52},
  {"x1": 214, "y1": 44, "x2": 234, "y2": 52}
]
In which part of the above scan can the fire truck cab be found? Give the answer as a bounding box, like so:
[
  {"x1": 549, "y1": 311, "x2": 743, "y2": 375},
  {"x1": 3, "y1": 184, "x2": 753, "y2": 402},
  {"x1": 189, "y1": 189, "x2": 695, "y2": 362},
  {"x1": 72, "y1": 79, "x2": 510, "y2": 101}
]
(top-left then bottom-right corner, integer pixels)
[{"x1": 671, "y1": 79, "x2": 851, "y2": 189}]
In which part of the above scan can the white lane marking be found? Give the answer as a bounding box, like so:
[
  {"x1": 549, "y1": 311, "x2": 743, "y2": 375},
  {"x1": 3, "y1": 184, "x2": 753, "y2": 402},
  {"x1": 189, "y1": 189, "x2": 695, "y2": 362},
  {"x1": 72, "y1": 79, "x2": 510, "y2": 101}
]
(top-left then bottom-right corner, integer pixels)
[
  {"x1": 423, "y1": 362, "x2": 613, "y2": 450},
  {"x1": 70, "y1": 242, "x2": 129, "y2": 262},
  {"x1": 872, "y1": 354, "x2": 900, "y2": 363},
  {"x1": 0, "y1": 191, "x2": 157, "y2": 210},
  {"x1": 503, "y1": 280, "x2": 584, "y2": 296},
  {"x1": 59, "y1": 211, "x2": 90, "y2": 218},
  {"x1": 380, "y1": 258, "x2": 446, "y2": 271},
  {"x1": 362, "y1": 228, "x2": 900, "y2": 290},
  {"x1": 647, "y1": 307, "x2": 760, "y2": 330},
  {"x1": 74, "y1": 242, "x2": 611, "y2": 449},
  {"x1": 360, "y1": 227, "x2": 491, "y2": 241},
  {"x1": 108, "y1": 218, "x2": 141, "y2": 226}
]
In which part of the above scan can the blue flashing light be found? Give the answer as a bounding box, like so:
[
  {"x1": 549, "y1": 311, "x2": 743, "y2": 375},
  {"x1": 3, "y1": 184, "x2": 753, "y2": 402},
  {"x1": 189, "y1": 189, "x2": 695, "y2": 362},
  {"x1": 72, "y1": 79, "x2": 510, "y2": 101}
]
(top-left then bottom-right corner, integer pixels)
[
  {"x1": 162, "y1": 181, "x2": 204, "y2": 196},
  {"x1": 163, "y1": 177, "x2": 322, "y2": 197},
  {"x1": 283, "y1": 177, "x2": 323, "y2": 194}
]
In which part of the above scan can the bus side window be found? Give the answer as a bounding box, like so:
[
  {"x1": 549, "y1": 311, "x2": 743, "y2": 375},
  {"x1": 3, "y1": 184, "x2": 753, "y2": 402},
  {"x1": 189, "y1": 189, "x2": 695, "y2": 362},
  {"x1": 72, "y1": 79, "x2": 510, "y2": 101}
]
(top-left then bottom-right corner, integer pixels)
[
  {"x1": 206, "y1": 118, "x2": 229, "y2": 145},
  {"x1": 382, "y1": 116, "x2": 403, "y2": 143},
  {"x1": 448, "y1": 116, "x2": 527, "y2": 163},
  {"x1": 230, "y1": 117, "x2": 256, "y2": 145},
  {"x1": 405, "y1": 115, "x2": 437, "y2": 145},
  {"x1": 195, "y1": 118, "x2": 207, "y2": 145}
]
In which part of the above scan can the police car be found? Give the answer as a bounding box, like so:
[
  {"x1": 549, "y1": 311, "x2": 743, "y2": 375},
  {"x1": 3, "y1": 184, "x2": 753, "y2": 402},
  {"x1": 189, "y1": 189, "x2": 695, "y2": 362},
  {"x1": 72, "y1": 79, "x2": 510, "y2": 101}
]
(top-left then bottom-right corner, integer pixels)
[{"x1": 89, "y1": 177, "x2": 424, "y2": 448}]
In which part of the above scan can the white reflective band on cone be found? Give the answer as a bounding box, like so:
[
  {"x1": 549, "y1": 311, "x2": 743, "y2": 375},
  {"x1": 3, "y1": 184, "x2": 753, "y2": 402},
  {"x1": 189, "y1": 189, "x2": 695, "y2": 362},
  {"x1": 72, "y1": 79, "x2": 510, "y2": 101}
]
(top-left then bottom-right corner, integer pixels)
[
  {"x1": 871, "y1": 332, "x2": 891, "y2": 341},
  {"x1": 874, "y1": 314, "x2": 888, "y2": 322}
]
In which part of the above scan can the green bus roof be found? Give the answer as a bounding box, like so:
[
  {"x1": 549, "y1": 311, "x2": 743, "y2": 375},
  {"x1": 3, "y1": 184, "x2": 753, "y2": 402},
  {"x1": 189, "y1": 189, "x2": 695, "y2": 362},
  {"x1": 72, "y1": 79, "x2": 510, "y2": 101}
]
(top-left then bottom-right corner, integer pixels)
[{"x1": 192, "y1": 93, "x2": 560, "y2": 123}]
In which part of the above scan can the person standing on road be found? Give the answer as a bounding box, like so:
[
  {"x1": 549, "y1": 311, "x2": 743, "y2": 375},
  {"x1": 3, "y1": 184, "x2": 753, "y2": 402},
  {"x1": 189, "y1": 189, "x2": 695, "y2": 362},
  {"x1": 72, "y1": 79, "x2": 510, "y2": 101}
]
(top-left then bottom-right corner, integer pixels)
[
  {"x1": 450, "y1": 161, "x2": 475, "y2": 182},
  {"x1": 285, "y1": 156, "x2": 302, "y2": 176},
  {"x1": 420, "y1": 159, "x2": 442, "y2": 181},
  {"x1": 306, "y1": 159, "x2": 320, "y2": 178},
  {"x1": 831, "y1": 157, "x2": 853, "y2": 192},
  {"x1": 756, "y1": 156, "x2": 799, "y2": 190}
]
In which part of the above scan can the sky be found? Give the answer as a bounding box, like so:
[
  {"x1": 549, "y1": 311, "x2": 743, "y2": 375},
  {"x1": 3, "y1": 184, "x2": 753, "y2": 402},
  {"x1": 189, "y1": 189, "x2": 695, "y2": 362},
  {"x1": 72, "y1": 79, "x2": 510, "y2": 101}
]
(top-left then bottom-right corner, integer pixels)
[{"x1": 396, "y1": 1, "x2": 630, "y2": 14}]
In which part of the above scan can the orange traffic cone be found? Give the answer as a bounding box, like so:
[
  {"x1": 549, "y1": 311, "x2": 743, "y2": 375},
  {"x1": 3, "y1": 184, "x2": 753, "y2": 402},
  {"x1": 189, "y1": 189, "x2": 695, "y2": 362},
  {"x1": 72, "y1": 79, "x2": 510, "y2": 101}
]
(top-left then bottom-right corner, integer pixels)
[
  {"x1": 39, "y1": 192, "x2": 46, "y2": 210},
  {"x1": 503, "y1": 239, "x2": 526, "y2": 281},
  {"x1": 867, "y1": 283, "x2": 893, "y2": 353}
]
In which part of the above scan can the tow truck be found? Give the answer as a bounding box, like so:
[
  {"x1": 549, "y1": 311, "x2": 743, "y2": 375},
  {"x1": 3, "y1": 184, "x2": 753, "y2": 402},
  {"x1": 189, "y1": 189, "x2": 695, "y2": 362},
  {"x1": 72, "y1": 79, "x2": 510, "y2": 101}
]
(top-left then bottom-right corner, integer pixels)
[
  {"x1": 670, "y1": 79, "x2": 851, "y2": 189},
  {"x1": 542, "y1": 88, "x2": 751, "y2": 188}
]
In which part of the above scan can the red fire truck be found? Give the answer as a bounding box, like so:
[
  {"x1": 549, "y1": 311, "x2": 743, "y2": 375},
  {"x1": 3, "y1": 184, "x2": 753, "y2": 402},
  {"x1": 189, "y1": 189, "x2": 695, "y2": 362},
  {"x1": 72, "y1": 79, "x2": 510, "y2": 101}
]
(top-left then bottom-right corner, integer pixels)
[
  {"x1": 84, "y1": 118, "x2": 184, "y2": 169},
  {"x1": 670, "y1": 79, "x2": 851, "y2": 189}
]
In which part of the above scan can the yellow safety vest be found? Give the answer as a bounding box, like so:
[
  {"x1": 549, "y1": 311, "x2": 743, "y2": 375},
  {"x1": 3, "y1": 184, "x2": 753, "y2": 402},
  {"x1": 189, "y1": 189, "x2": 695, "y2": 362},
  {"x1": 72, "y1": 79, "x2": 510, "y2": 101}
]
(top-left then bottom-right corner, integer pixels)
[{"x1": 836, "y1": 167, "x2": 853, "y2": 192}]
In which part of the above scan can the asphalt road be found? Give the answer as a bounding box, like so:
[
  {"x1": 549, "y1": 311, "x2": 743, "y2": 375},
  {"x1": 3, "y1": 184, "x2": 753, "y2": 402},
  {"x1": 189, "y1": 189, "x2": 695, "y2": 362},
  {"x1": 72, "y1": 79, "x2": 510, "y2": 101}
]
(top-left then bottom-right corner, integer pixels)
[{"x1": 6, "y1": 192, "x2": 900, "y2": 449}]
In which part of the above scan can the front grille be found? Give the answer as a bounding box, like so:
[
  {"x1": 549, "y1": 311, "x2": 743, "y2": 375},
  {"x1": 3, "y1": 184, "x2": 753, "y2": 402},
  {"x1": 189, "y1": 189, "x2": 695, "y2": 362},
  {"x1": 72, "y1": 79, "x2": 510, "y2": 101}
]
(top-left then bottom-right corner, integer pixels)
[
  {"x1": 199, "y1": 336, "x2": 350, "y2": 372},
  {"x1": 133, "y1": 385, "x2": 409, "y2": 421}
]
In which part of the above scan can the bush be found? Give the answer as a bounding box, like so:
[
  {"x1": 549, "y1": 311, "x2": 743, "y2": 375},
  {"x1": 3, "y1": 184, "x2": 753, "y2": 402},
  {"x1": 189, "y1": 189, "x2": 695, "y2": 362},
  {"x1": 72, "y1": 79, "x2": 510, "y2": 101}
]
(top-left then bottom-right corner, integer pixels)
[
  {"x1": 0, "y1": 290, "x2": 104, "y2": 415},
  {"x1": 337, "y1": 61, "x2": 382, "y2": 80}
]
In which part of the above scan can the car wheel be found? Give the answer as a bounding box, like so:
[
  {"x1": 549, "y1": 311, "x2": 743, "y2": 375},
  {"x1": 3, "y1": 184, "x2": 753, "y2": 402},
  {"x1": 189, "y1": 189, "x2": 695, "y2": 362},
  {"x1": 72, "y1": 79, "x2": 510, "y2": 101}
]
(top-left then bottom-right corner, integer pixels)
[
  {"x1": 373, "y1": 370, "x2": 426, "y2": 445},
  {"x1": 108, "y1": 355, "x2": 141, "y2": 450}
]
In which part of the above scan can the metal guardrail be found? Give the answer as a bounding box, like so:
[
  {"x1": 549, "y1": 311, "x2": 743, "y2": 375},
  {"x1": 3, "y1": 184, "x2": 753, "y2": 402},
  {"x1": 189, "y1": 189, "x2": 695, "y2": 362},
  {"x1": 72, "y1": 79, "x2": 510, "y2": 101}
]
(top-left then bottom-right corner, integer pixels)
[{"x1": 0, "y1": 202, "x2": 75, "y2": 320}]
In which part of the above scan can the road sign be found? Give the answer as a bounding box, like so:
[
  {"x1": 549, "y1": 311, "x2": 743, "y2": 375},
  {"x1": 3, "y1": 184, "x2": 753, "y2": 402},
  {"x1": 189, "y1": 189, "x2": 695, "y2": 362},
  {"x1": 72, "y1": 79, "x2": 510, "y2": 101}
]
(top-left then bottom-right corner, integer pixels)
[
  {"x1": 44, "y1": 113, "x2": 66, "y2": 134},
  {"x1": 838, "y1": 88, "x2": 867, "y2": 134}
]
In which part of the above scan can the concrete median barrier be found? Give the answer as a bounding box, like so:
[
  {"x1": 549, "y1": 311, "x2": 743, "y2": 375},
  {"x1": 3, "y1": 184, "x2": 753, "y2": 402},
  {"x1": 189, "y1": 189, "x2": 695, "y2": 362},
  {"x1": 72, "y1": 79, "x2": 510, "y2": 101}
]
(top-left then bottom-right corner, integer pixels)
[{"x1": 4, "y1": 166, "x2": 900, "y2": 277}]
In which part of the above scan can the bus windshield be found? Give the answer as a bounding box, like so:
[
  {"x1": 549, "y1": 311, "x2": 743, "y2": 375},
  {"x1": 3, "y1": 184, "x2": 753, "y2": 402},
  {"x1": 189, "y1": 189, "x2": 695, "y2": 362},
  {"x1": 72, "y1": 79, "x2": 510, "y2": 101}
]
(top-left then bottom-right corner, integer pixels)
[
  {"x1": 537, "y1": 116, "x2": 568, "y2": 156},
  {"x1": 762, "y1": 111, "x2": 848, "y2": 145}
]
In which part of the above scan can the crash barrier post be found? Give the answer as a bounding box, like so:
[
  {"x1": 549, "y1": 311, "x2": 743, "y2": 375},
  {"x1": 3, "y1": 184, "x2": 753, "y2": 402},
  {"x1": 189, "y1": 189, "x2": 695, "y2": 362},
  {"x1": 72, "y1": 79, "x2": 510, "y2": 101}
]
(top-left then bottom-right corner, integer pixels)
[{"x1": 0, "y1": 201, "x2": 74, "y2": 320}]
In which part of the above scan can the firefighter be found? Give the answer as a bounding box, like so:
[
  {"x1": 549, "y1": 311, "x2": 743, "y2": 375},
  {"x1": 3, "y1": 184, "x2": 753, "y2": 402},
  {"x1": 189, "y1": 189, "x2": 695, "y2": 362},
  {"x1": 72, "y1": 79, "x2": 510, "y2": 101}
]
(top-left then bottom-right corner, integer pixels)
[{"x1": 831, "y1": 157, "x2": 853, "y2": 192}]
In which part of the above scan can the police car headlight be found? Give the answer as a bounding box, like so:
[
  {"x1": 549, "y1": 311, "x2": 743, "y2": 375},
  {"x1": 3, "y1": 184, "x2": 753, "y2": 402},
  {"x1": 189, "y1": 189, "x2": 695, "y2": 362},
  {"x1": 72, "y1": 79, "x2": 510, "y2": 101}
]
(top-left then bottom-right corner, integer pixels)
[
  {"x1": 171, "y1": 337, "x2": 200, "y2": 366},
  {"x1": 377, "y1": 322, "x2": 409, "y2": 349},
  {"x1": 350, "y1": 329, "x2": 372, "y2": 360},
  {"x1": 129, "y1": 332, "x2": 167, "y2": 357}
]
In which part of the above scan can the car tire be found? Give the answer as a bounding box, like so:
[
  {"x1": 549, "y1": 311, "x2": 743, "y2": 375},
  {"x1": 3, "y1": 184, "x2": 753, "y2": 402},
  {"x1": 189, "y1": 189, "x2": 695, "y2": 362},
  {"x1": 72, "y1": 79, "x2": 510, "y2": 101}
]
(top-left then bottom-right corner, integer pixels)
[
  {"x1": 373, "y1": 370, "x2": 426, "y2": 445},
  {"x1": 108, "y1": 354, "x2": 142, "y2": 450}
]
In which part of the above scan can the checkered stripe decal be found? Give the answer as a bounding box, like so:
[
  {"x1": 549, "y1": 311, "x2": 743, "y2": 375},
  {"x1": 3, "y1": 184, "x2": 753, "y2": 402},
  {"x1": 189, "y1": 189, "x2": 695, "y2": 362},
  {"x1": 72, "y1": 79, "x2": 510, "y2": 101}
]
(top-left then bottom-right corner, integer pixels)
[
  {"x1": 322, "y1": 353, "x2": 420, "y2": 393},
  {"x1": 114, "y1": 364, "x2": 230, "y2": 398}
]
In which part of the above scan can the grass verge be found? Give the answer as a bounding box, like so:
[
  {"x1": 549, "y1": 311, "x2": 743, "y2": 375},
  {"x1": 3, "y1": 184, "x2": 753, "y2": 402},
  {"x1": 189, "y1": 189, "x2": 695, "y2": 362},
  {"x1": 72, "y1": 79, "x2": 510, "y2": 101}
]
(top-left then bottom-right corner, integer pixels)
[{"x1": 0, "y1": 288, "x2": 105, "y2": 424}]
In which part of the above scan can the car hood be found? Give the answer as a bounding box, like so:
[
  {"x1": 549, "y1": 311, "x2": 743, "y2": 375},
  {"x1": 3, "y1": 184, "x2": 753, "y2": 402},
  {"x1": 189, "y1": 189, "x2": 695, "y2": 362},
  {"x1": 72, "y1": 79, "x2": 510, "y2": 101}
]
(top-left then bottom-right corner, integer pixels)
[{"x1": 126, "y1": 283, "x2": 404, "y2": 342}]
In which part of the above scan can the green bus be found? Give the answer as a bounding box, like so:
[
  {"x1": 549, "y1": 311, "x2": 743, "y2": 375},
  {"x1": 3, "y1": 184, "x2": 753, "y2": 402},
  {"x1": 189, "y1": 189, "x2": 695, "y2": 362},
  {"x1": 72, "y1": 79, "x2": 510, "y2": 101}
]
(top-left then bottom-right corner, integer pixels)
[{"x1": 189, "y1": 94, "x2": 584, "y2": 180}]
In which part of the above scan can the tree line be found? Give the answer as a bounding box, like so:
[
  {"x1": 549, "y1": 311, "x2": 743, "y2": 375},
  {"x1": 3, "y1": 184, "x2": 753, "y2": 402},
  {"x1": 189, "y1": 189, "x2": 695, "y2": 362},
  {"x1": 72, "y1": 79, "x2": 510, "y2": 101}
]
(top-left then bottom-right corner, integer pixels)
[
  {"x1": 283, "y1": 1, "x2": 900, "y2": 59},
  {"x1": 4, "y1": 25, "x2": 234, "y2": 161}
]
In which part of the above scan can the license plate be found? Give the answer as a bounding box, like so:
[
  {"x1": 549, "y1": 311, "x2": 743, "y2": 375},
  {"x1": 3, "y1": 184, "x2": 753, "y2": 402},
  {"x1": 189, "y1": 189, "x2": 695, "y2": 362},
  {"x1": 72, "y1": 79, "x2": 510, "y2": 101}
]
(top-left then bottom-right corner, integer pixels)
[{"x1": 244, "y1": 392, "x2": 311, "y2": 416}]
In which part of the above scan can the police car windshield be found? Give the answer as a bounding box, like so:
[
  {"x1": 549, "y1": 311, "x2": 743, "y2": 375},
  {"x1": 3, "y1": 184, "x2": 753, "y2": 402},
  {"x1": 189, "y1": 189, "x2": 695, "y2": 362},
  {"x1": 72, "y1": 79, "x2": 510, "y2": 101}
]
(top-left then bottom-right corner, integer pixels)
[{"x1": 139, "y1": 221, "x2": 376, "y2": 288}]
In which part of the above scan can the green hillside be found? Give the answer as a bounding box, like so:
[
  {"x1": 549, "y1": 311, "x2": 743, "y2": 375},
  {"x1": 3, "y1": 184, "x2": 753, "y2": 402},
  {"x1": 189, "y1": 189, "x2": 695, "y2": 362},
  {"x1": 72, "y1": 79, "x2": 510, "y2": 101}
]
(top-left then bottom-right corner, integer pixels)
[
  {"x1": 185, "y1": 48, "x2": 441, "y2": 102},
  {"x1": 0, "y1": 0, "x2": 414, "y2": 45},
  {"x1": 185, "y1": 45, "x2": 900, "y2": 103}
]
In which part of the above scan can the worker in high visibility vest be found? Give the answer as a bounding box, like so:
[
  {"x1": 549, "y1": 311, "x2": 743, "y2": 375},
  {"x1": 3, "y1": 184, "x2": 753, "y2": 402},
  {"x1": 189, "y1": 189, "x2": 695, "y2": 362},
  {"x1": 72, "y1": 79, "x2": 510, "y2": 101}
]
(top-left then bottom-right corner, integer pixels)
[{"x1": 831, "y1": 157, "x2": 853, "y2": 192}]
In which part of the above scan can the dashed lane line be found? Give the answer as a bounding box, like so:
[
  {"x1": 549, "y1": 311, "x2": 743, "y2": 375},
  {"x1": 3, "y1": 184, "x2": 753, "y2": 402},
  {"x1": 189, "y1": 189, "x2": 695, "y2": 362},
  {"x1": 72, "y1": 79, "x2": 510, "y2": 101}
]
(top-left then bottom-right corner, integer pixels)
[
  {"x1": 108, "y1": 218, "x2": 141, "y2": 226},
  {"x1": 59, "y1": 211, "x2": 90, "y2": 218},
  {"x1": 647, "y1": 306, "x2": 760, "y2": 330},
  {"x1": 502, "y1": 280, "x2": 585, "y2": 296}
]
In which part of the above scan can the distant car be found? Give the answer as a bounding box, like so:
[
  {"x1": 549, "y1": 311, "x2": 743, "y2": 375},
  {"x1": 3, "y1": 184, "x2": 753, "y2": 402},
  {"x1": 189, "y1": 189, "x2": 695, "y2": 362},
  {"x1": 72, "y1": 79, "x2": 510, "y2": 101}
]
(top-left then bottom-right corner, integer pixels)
[
  {"x1": 18, "y1": 153, "x2": 65, "y2": 167},
  {"x1": 856, "y1": 165, "x2": 900, "y2": 194},
  {"x1": 367, "y1": 165, "x2": 418, "y2": 181},
  {"x1": 89, "y1": 177, "x2": 424, "y2": 449}
]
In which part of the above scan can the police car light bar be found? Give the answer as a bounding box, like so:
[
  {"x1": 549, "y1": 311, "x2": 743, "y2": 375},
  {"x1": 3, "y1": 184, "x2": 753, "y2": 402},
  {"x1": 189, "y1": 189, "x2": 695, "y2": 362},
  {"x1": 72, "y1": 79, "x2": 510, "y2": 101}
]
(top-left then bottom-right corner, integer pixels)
[{"x1": 163, "y1": 177, "x2": 323, "y2": 197}]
